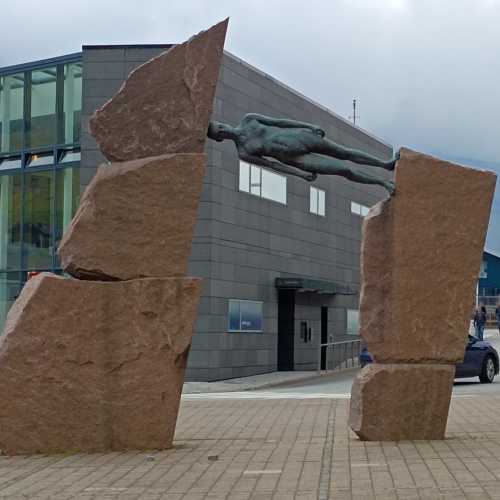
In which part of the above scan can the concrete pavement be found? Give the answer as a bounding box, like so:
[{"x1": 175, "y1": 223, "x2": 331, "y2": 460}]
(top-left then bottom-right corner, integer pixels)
[{"x1": 183, "y1": 372, "x2": 323, "y2": 394}]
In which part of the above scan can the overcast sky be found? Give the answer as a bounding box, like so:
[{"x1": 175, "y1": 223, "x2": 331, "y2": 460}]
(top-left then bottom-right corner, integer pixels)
[{"x1": 2, "y1": 0, "x2": 499, "y2": 250}]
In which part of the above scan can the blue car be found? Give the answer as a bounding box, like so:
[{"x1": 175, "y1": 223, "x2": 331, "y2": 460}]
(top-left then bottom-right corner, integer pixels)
[{"x1": 359, "y1": 335, "x2": 499, "y2": 383}]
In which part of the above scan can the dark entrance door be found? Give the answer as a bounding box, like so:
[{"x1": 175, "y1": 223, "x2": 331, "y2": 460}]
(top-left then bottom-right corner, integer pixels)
[
  {"x1": 320, "y1": 306, "x2": 328, "y2": 370},
  {"x1": 277, "y1": 289, "x2": 295, "y2": 371}
]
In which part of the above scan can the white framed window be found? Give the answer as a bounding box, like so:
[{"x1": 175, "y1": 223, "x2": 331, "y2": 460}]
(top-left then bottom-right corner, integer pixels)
[
  {"x1": 347, "y1": 309, "x2": 360, "y2": 335},
  {"x1": 351, "y1": 201, "x2": 370, "y2": 217},
  {"x1": 239, "y1": 161, "x2": 287, "y2": 205},
  {"x1": 479, "y1": 261, "x2": 488, "y2": 279},
  {"x1": 228, "y1": 299, "x2": 263, "y2": 332},
  {"x1": 309, "y1": 186, "x2": 325, "y2": 216}
]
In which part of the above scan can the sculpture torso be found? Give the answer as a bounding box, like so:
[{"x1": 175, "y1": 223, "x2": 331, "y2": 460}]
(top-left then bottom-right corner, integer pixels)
[{"x1": 237, "y1": 115, "x2": 314, "y2": 160}]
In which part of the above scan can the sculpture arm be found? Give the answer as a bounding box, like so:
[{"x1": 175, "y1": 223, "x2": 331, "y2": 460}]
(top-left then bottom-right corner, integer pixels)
[
  {"x1": 243, "y1": 113, "x2": 324, "y2": 136},
  {"x1": 239, "y1": 151, "x2": 316, "y2": 182}
]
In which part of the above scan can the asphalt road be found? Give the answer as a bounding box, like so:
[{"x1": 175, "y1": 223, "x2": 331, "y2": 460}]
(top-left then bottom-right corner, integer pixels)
[{"x1": 258, "y1": 328, "x2": 500, "y2": 397}]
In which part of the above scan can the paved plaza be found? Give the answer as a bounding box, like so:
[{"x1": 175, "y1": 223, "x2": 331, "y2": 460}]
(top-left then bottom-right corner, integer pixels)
[{"x1": 2, "y1": 392, "x2": 500, "y2": 499}]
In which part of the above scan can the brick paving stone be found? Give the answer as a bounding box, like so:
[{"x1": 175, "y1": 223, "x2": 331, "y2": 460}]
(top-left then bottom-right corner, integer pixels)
[{"x1": 5, "y1": 397, "x2": 500, "y2": 498}]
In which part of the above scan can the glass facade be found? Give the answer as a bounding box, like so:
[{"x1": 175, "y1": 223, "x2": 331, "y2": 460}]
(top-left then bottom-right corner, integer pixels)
[
  {"x1": 0, "y1": 55, "x2": 82, "y2": 330},
  {"x1": 0, "y1": 73, "x2": 24, "y2": 153},
  {"x1": 29, "y1": 68, "x2": 57, "y2": 149}
]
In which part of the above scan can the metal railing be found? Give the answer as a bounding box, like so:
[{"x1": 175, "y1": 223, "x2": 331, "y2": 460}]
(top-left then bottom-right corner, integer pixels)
[
  {"x1": 317, "y1": 338, "x2": 362, "y2": 374},
  {"x1": 477, "y1": 295, "x2": 500, "y2": 308}
]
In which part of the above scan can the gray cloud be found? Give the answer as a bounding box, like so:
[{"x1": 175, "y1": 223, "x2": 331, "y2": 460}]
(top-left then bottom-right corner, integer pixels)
[{"x1": 1, "y1": 0, "x2": 499, "y2": 247}]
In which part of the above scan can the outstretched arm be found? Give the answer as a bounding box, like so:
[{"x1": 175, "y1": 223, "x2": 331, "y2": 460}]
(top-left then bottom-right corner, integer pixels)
[
  {"x1": 243, "y1": 113, "x2": 324, "y2": 136},
  {"x1": 239, "y1": 151, "x2": 316, "y2": 182}
]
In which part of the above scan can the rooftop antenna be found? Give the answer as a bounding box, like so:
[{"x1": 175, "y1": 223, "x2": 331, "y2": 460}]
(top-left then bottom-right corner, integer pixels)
[{"x1": 349, "y1": 99, "x2": 358, "y2": 125}]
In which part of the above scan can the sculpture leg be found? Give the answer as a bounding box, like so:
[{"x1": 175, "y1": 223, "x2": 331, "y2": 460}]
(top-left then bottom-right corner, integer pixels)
[
  {"x1": 310, "y1": 136, "x2": 397, "y2": 170},
  {"x1": 287, "y1": 154, "x2": 395, "y2": 194}
]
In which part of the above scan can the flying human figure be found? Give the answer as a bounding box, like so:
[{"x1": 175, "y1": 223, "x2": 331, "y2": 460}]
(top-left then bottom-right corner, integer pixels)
[{"x1": 208, "y1": 113, "x2": 397, "y2": 194}]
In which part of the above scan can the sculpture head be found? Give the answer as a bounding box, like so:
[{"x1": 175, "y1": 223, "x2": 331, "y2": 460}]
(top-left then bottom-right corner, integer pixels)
[{"x1": 207, "y1": 121, "x2": 237, "y2": 142}]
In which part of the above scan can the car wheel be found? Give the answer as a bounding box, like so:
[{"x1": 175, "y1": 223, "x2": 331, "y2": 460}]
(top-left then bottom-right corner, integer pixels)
[{"x1": 479, "y1": 356, "x2": 496, "y2": 383}]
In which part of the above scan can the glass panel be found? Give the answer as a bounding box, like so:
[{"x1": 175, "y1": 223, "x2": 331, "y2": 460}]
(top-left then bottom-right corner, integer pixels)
[
  {"x1": 261, "y1": 168, "x2": 286, "y2": 204},
  {"x1": 28, "y1": 152, "x2": 54, "y2": 168},
  {"x1": 310, "y1": 186, "x2": 318, "y2": 214},
  {"x1": 0, "y1": 156, "x2": 22, "y2": 170},
  {"x1": 58, "y1": 149, "x2": 81, "y2": 164},
  {"x1": 250, "y1": 165, "x2": 261, "y2": 195},
  {"x1": 250, "y1": 165, "x2": 260, "y2": 184},
  {"x1": 0, "y1": 73, "x2": 24, "y2": 153},
  {"x1": 63, "y1": 63, "x2": 82, "y2": 144},
  {"x1": 0, "y1": 173, "x2": 22, "y2": 270},
  {"x1": 351, "y1": 201, "x2": 361, "y2": 215},
  {"x1": 23, "y1": 170, "x2": 53, "y2": 269},
  {"x1": 54, "y1": 167, "x2": 80, "y2": 261},
  {"x1": 480, "y1": 261, "x2": 488, "y2": 278},
  {"x1": 29, "y1": 67, "x2": 57, "y2": 149},
  {"x1": 0, "y1": 271, "x2": 22, "y2": 335},
  {"x1": 228, "y1": 300, "x2": 240, "y2": 331},
  {"x1": 318, "y1": 189, "x2": 325, "y2": 216},
  {"x1": 240, "y1": 301, "x2": 263, "y2": 331},
  {"x1": 347, "y1": 309, "x2": 360, "y2": 335},
  {"x1": 361, "y1": 205, "x2": 369, "y2": 217},
  {"x1": 239, "y1": 161, "x2": 249, "y2": 192},
  {"x1": 250, "y1": 184, "x2": 260, "y2": 195}
]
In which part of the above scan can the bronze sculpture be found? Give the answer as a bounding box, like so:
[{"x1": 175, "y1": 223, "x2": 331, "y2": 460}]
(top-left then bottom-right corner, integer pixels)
[{"x1": 208, "y1": 113, "x2": 397, "y2": 194}]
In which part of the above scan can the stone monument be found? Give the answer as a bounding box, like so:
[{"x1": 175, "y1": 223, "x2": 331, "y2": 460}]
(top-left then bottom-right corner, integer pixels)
[
  {"x1": 0, "y1": 20, "x2": 228, "y2": 454},
  {"x1": 205, "y1": 105, "x2": 496, "y2": 441},
  {"x1": 349, "y1": 148, "x2": 496, "y2": 441}
]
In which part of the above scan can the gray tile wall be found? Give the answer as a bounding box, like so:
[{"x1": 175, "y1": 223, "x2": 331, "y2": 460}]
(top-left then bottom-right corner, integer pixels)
[{"x1": 81, "y1": 46, "x2": 392, "y2": 382}]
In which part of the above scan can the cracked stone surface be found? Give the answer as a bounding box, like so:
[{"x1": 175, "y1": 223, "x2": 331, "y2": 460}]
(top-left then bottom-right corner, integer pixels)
[
  {"x1": 58, "y1": 153, "x2": 205, "y2": 281},
  {"x1": 89, "y1": 19, "x2": 228, "y2": 162},
  {"x1": 359, "y1": 148, "x2": 496, "y2": 364},
  {"x1": 0, "y1": 273, "x2": 201, "y2": 454},
  {"x1": 349, "y1": 148, "x2": 496, "y2": 442},
  {"x1": 349, "y1": 363, "x2": 455, "y2": 441}
]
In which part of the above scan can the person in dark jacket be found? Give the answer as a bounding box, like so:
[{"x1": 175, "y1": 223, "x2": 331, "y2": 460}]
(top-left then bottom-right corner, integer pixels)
[{"x1": 474, "y1": 306, "x2": 488, "y2": 340}]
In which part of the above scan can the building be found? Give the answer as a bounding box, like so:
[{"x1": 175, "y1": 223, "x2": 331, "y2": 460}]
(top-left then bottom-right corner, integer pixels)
[
  {"x1": 0, "y1": 45, "x2": 393, "y2": 381},
  {"x1": 478, "y1": 250, "x2": 500, "y2": 320},
  {"x1": 479, "y1": 249, "x2": 500, "y2": 297}
]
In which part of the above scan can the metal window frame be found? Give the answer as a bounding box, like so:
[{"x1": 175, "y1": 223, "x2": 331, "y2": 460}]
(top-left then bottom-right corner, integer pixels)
[
  {"x1": 0, "y1": 53, "x2": 81, "y2": 78},
  {"x1": 260, "y1": 167, "x2": 287, "y2": 205},
  {"x1": 249, "y1": 164, "x2": 262, "y2": 196},
  {"x1": 346, "y1": 308, "x2": 360, "y2": 336},
  {"x1": 228, "y1": 299, "x2": 264, "y2": 333},
  {"x1": 0, "y1": 54, "x2": 82, "y2": 280},
  {"x1": 310, "y1": 185, "x2": 326, "y2": 217},
  {"x1": 351, "y1": 200, "x2": 369, "y2": 217},
  {"x1": 238, "y1": 160, "x2": 288, "y2": 205}
]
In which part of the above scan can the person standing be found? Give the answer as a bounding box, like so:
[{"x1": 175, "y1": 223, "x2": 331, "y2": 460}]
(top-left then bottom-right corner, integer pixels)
[{"x1": 474, "y1": 306, "x2": 487, "y2": 340}]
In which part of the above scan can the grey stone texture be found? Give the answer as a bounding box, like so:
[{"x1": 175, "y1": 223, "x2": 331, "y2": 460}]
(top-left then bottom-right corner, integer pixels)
[{"x1": 81, "y1": 45, "x2": 391, "y2": 381}]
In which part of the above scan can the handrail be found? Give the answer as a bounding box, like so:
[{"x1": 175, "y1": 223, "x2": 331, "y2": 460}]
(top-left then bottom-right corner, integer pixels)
[
  {"x1": 319, "y1": 339, "x2": 359, "y2": 347},
  {"x1": 317, "y1": 338, "x2": 361, "y2": 374}
]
